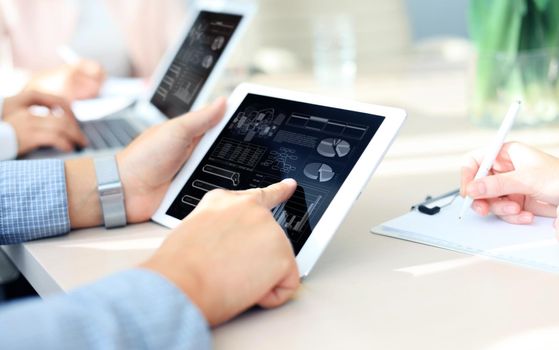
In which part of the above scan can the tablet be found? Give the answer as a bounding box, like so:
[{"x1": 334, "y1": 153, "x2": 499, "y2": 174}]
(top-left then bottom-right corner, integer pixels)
[{"x1": 152, "y1": 83, "x2": 406, "y2": 277}]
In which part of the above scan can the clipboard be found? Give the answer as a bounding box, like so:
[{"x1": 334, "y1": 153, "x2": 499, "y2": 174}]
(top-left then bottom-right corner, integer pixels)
[{"x1": 371, "y1": 190, "x2": 559, "y2": 274}]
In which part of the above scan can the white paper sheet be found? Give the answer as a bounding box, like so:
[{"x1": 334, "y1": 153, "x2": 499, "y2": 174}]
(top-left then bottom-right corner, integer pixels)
[
  {"x1": 99, "y1": 77, "x2": 144, "y2": 98},
  {"x1": 72, "y1": 77, "x2": 145, "y2": 121},
  {"x1": 72, "y1": 96, "x2": 135, "y2": 121},
  {"x1": 371, "y1": 197, "x2": 559, "y2": 274}
]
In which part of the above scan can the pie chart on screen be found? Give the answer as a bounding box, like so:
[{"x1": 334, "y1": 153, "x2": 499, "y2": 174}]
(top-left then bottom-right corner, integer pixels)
[
  {"x1": 317, "y1": 138, "x2": 351, "y2": 158},
  {"x1": 303, "y1": 163, "x2": 335, "y2": 182}
]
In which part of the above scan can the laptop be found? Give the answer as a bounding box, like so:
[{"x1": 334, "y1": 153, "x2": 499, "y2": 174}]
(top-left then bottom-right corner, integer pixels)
[{"x1": 26, "y1": 1, "x2": 256, "y2": 159}]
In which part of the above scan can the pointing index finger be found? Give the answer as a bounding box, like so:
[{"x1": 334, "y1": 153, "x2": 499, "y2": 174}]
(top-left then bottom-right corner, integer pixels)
[{"x1": 252, "y1": 179, "x2": 297, "y2": 209}]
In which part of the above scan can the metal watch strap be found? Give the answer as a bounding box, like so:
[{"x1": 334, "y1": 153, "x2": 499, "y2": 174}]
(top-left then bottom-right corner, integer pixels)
[{"x1": 94, "y1": 156, "x2": 127, "y2": 228}]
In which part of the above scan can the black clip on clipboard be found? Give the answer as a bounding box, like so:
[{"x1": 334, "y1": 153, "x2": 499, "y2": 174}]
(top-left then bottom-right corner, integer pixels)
[{"x1": 410, "y1": 189, "x2": 460, "y2": 215}]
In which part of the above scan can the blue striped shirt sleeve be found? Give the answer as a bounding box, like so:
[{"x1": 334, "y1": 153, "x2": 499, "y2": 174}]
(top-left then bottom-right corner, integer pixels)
[
  {"x1": 0, "y1": 159, "x2": 70, "y2": 244},
  {"x1": 0, "y1": 268, "x2": 212, "y2": 350}
]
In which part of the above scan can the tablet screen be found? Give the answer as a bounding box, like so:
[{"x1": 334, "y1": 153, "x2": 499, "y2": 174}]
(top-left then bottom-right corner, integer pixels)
[
  {"x1": 166, "y1": 94, "x2": 384, "y2": 254},
  {"x1": 151, "y1": 11, "x2": 243, "y2": 118}
]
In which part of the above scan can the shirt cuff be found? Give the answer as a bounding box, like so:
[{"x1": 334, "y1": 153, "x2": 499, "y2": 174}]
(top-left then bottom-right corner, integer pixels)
[
  {"x1": 0, "y1": 121, "x2": 17, "y2": 160},
  {"x1": 0, "y1": 159, "x2": 70, "y2": 244},
  {"x1": 69, "y1": 268, "x2": 212, "y2": 349}
]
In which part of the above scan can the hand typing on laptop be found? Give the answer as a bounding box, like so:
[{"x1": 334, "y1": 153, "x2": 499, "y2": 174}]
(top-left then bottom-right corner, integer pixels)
[
  {"x1": 460, "y1": 142, "x2": 559, "y2": 232},
  {"x1": 2, "y1": 90, "x2": 87, "y2": 157}
]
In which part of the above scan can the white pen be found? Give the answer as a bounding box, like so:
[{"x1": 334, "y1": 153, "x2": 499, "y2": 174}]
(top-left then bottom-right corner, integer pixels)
[
  {"x1": 57, "y1": 45, "x2": 81, "y2": 65},
  {"x1": 458, "y1": 100, "x2": 521, "y2": 220}
]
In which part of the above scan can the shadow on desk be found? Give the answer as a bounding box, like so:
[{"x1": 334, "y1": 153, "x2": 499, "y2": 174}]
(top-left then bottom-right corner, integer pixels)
[{"x1": 1, "y1": 275, "x2": 38, "y2": 302}]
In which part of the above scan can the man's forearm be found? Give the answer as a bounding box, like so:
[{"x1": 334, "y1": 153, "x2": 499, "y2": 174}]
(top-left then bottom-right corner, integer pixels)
[
  {"x1": 64, "y1": 158, "x2": 103, "y2": 229},
  {"x1": 0, "y1": 269, "x2": 212, "y2": 349},
  {"x1": 0, "y1": 160, "x2": 70, "y2": 244},
  {"x1": 0, "y1": 157, "x2": 116, "y2": 244}
]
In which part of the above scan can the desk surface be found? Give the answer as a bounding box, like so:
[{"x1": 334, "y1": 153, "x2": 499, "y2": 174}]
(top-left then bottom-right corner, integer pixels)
[{"x1": 5, "y1": 65, "x2": 559, "y2": 349}]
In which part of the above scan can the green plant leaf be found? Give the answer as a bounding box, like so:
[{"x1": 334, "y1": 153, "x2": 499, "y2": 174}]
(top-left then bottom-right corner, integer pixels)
[{"x1": 534, "y1": 0, "x2": 550, "y2": 11}]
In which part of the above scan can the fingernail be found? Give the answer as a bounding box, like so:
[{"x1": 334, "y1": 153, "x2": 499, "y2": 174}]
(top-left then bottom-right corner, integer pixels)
[
  {"x1": 520, "y1": 213, "x2": 532, "y2": 224},
  {"x1": 504, "y1": 205, "x2": 518, "y2": 215},
  {"x1": 282, "y1": 178, "x2": 297, "y2": 186},
  {"x1": 472, "y1": 203, "x2": 483, "y2": 214},
  {"x1": 467, "y1": 181, "x2": 486, "y2": 196}
]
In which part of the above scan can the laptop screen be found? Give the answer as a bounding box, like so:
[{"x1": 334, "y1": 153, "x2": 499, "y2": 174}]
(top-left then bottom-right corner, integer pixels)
[{"x1": 151, "y1": 11, "x2": 243, "y2": 118}]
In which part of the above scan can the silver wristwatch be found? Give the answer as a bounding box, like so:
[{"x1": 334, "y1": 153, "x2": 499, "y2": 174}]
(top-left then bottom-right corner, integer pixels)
[{"x1": 94, "y1": 156, "x2": 127, "y2": 228}]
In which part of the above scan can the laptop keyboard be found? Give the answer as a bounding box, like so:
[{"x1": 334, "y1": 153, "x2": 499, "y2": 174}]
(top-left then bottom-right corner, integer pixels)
[{"x1": 81, "y1": 118, "x2": 140, "y2": 150}]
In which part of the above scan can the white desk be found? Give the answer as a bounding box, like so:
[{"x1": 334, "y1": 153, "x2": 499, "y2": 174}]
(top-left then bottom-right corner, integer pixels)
[{"x1": 5, "y1": 65, "x2": 559, "y2": 349}]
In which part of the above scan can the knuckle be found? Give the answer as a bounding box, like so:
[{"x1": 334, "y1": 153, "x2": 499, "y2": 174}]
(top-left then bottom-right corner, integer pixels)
[
  {"x1": 204, "y1": 188, "x2": 228, "y2": 201},
  {"x1": 236, "y1": 198, "x2": 255, "y2": 213},
  {"x1": 240, "y1": 191, "x2": 260, "y2": 206},
  {"x1": 255, "y1": 188, "x2": 266, "y2": 203},
  {"x1": 273, "y1": 229, "x2": 294, "y2": 259},
  {"x1": 28, "y1": 90, "x2": 38, "y2": 99},
  {"x1": 462, "y1": 155, "x2": 477, "y2": 168},
  {"x1": 492, "y1": 176, "x2": 506, "y2": 195},
  {"x1": 41, "y1": 133, "x2": 55, "y2": 143}
]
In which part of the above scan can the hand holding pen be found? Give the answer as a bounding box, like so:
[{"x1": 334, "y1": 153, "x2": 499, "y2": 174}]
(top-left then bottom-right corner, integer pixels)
[
  {"x1": 460, "y1": 140, "x2": 559, "y2": 227},
  {"x1": 24, "y1": 46, "x2": 106, "y2": 101},
  {"x1": 459, "y1": 101, "x2": 521, "y2": 220}
]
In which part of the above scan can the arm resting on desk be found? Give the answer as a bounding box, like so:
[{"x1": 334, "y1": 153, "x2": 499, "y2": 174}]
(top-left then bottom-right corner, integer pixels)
[
  {"x1": 0, "y1": 158, "x2": 105, "y2": 245},
  {"x1": 0, "y1": 269, "x2": 211, "y2": 350},
  {"x1": 0, "y1": 160, "x2": 70, "y2": 244}
]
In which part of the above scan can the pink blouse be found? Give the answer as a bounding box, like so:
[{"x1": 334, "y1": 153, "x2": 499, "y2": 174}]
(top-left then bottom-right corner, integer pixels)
[{"x1": 0, "y1": 0, "x2": 188, "y2": 78}]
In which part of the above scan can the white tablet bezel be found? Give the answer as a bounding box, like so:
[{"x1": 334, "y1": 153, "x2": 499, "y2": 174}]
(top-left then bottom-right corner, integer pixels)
[
  {"x1": 152, "y1": 83, "x2": 406, "y2": 277},
  {"x1": 146, "y1": 0, "x2": 256, "y2": 112}
]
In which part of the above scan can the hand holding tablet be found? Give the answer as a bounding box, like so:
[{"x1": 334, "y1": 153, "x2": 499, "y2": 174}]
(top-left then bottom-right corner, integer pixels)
[{"x1": 153, "y1": 83, "x2": 406, "y2": 277}]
